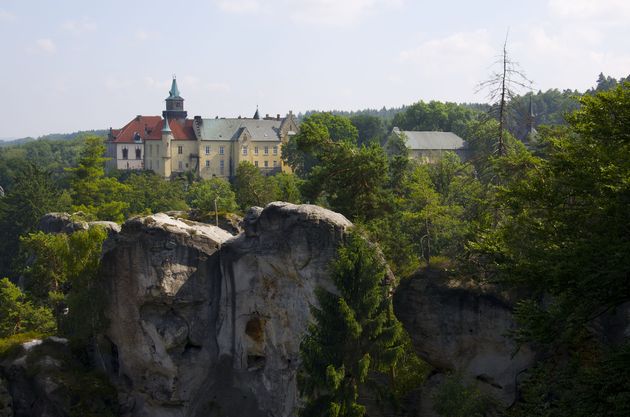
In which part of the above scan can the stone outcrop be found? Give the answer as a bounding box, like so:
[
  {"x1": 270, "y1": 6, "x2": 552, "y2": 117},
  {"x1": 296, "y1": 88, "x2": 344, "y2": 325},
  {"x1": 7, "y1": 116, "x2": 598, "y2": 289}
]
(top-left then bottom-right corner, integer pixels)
[
  {"x1": 0, "y1": 337, "x2": 117, "y2": 417},
  {"x1": 100, "y1": 203, "x2": 352, "y2": 417},
  {"x1": 393, "y1": 268, "x2": 536, "y2": 414},
  {"x1": 37, "y1": 212, "x2": 120, "y2": 235}
]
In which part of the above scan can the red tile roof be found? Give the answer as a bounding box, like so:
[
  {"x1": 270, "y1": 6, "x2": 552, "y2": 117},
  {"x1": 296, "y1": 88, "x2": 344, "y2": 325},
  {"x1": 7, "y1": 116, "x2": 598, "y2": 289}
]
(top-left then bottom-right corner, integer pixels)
[{"x1": 110, "y1": 116, "x2": 196, "y2": 143}]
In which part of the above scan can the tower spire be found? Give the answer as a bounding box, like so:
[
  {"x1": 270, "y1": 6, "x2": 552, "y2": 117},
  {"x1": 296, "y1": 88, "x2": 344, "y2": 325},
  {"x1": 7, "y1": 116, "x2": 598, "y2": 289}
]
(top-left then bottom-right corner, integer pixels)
[
  {"x1": 162, "y1": 115, "x2": 171, "y2": 133},
  {"x1": 169, "y1": 76, "x2": 181, "y2": 98}
]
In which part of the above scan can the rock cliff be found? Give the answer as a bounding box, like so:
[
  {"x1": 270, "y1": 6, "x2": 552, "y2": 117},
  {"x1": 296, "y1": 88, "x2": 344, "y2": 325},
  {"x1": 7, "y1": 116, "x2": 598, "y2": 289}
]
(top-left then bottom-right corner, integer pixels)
[
  {"x1": 101, "y1": 203, "x2": 351, "y2": 417},
  {"x1": 393, "y1": 268, "x2": 536, "y2": 415}
]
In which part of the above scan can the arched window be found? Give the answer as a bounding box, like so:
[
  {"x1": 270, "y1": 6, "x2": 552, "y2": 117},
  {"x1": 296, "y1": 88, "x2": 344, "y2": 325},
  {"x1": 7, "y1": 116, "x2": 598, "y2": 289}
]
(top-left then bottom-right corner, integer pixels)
[
  {"x1": 122, "y1": 147, "x2": 128, "y2": 160},
  {"x1": 135, "y1": 147, "x2": 141, "y2": 159}
]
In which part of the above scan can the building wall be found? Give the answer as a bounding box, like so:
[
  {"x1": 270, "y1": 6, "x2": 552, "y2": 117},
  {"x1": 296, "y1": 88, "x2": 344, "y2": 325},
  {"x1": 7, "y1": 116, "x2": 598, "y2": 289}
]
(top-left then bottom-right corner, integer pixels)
[
  {"x1": 198, "y1": 140, "x2": 232, "y2": 178},
  {"x1": 171, "y1": 141, "x2": 199, "y2": 174},
  {"x1": 236, "y1": 141, "x2": 284, "y2": 173},
  {"x1": 144, "y1": 142, "x2": 161, "y2": 172},
  {"x1": 110, "y1": 143, "x2": 144, "y2": 170}
]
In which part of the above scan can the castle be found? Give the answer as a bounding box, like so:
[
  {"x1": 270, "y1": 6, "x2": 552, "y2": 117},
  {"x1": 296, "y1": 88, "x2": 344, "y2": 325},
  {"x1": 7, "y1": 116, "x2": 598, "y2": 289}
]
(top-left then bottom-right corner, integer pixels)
[{"x1": 106, "y1": 78, "x2": 298, "y2": 179}]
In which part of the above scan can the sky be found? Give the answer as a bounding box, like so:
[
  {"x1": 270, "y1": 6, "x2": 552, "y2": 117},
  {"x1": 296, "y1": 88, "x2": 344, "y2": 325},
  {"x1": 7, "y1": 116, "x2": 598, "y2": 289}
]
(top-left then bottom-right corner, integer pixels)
[{"x1": 0, "y1": 0, "x2": 628, "y2": 139}]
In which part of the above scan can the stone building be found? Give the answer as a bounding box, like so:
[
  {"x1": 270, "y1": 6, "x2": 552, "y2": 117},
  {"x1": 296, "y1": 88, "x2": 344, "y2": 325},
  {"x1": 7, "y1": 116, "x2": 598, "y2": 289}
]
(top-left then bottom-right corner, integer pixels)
[
  {"x1": 106, "y1": 78, "x2": 297, "y2": 179},
  {"x1": 390, "y1": 127, "x2": 469, "y2": 163}
]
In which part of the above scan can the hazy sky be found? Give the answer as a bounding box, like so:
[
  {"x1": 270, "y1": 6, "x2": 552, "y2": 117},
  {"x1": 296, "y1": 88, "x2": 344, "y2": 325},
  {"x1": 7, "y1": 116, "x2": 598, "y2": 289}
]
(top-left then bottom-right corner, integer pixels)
[{"x1": 1, "y1": 0, "x2": 628, "y2": 138}]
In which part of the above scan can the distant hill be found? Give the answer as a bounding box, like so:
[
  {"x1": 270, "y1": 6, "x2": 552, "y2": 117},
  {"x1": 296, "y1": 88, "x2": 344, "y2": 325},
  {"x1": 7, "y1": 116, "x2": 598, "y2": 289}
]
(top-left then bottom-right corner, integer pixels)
[{"x1": 0, "y1": 129, "x2": 107, "y2": 148}]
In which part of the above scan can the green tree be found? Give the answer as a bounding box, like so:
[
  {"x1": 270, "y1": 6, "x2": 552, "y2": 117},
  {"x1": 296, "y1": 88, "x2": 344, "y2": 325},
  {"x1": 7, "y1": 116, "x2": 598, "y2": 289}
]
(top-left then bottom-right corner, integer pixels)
[
  {"x1": 124, "y1": 171, "x2": 188, "y2": 215},
  {"x1": 270, "y1": 173, "x2": 303, "y2": 204},
  {"x1": 187, "y1": 177, "x2": 238, "y2": 213},
  {"x1": 470, "y1": 83, "x2": 630, "y2": 415},
  {"x1": 66, "y1": 136, "x2": 130, "y2": 222},
  {"x1": 0, "y1": 163, "x2": 65, "y2": 279},
  {"x1": 299, "y1": 233, "x2": 404, "y2": 417},
  {"x1": 0, "y1": 277, "x2": 55, "y2": 338},
  {"x1": 283, "y1": 113, "x2": 358, "y2": 177},
  {"x1": 303, "y1": 142, "x2": 389, "y2": 221},
  {"x1": 19, "y1": 227, "x2": 108, "y2": 344},
  {"x1": 391, "y1": 101, "x2": 475, "y2": 137},
  {"x1": 349, "y1": 114, "x2": 387, "y2": 146},
  {"x1": 234, "y1": 162, "x2": 280, "y2": 209}
]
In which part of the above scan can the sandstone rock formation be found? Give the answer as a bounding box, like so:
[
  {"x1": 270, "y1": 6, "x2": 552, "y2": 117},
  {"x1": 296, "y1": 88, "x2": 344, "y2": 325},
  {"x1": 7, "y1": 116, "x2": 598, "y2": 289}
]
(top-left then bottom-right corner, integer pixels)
[
  {"x1": 393, "y1": 268, "x2": 536, "y2": 414},
  {"x1": 101, "y1": 203, "x2": 352, "y2": 417},
  {"x1": 37, "y1": 212, "x2": 120, "y2": 235},
  {"x1": 0, "y1": 337, "x2": 115, "y2": 417}
]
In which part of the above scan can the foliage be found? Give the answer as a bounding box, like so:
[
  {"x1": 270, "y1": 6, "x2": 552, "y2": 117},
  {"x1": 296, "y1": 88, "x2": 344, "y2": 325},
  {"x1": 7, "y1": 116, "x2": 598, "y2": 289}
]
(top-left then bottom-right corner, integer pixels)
[
  {"x1": 349, "y1": 114, "x2": 387, "y2": 146},
  {"x1": 303, "y1": 142, "x2": 389, "y2": 221},
  {"x1": 187, "y1": 177, "x2": 237, "y2": 213},
  {"x1": 510, "y1": 344, "x2": 630, "y2": 417},
  {"x1": 66, "y1": 136, "x2": 130, "y2": 222},
  {"x1": 299, "y1": 233, "x2": 406, "y2": 417},
  {"x1": 123, "y1": 171, "x2": 188, "y2": 215},
  {"x1": 472, "y1": 83, "x2": 630, "y2": 345},
  {"x1": 391, "y1": 101, "x2": 476, "y2": 138},
  {"x1": 0, "y1": 163, "x2": 66, "y2": 279},
  {"x1": 234, "y1": 161, "x2": 280, "y2": 209},
  {"x1": 283, "y1": 113, "x2": 359, "y2": 177},
  {"x1": 432, "y1": 374, "x2": 496, "y2": 417},
  {"x1": 20, "y1": 227, "x2": 108, "y2": 344},
  {"x1": 0, "y1": 331, "x2": 48, "y2": 357},
  {"x1": 270, "y1": 172, "x2": 303, "y2": 204},
  {"x1": 467, "y1": 83, "x2": 630, "y2": 414},
  {"x1": 0, "y1": 278, "x2": 55, "y2": 338}
]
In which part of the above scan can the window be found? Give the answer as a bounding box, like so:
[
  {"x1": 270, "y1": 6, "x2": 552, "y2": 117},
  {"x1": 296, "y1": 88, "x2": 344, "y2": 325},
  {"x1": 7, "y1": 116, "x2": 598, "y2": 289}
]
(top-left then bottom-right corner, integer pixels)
[
  {"x1": 264, "y1": 146, "x2": 269, "y2": 155},
  {"x1": 273, "y1": 160, "x2": 277, "y2": 167},
  {"x1": 219, "y1": 146, "x2": 225, "y2": 155},
  {"x1": 254, "y1": 160, "x2": 258, "y2": 167},
  {"x1": 220, "y1": 160, "x2": 225, "y2": 174},
  {"x1": 149, "y1": 144, "x2": 153, "y2": 156},
  {"x1": 178, "y1": 145, "x2": 183, "y2": 155},
  {"x1": 135, "y1": 147, "x2": 141, "y2": 159},
  {"x1": 149, "y1": 160, "x2": 152, "y2": 170},
  {"x1": 264, "y1": 160, "x2": 269, "y2": 167},
  {"x1": 242, "y1": 146, "x2": 248, "y2": 156},
  {"x1": 178, "y1": 161, "x2": 183, "y2": 170},
  {"x1": 254, "y1": 146, "x2": 259, "y2": 155},
  {"x1": 273, "y1": 146, "x2": 278, "y2": 155},
  {"x1": 205, "y1": 160, "x2": 210, "y2": 167},
  {"x1": 122, "y1": 147, "x2": 128, "y2": 160},
  {"x1": 205, "y1": 145, "x2": 210, "y2": 155}
]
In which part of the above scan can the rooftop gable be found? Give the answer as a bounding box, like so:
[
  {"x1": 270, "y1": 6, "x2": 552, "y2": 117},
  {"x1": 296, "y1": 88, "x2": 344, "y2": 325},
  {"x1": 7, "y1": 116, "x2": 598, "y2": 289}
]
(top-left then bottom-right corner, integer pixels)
[{"x1": 197, "y1": 118, "x2": 284, "y2": 142}]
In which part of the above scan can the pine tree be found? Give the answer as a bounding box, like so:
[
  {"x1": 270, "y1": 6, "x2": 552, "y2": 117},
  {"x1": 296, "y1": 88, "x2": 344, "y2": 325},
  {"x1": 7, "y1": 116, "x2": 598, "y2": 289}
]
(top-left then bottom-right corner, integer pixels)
[{"x1": 298, "y1": 233, "x2": 404, "y2": 417}]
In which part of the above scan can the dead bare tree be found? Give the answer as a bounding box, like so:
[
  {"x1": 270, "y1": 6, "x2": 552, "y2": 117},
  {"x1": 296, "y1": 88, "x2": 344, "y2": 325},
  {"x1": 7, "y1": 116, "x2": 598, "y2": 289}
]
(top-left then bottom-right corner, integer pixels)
[{"x1": 477, "y1": 31, "x2": 532, "y2": 156}]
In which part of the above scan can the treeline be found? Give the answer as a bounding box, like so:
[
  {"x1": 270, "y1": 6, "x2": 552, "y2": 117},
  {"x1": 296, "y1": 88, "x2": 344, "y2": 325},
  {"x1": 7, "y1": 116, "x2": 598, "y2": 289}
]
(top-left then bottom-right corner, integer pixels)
[
  {"x1": 0, "y1": 129, "x2": 108, "y2": 148},
  {"x1": 303, "y1": 72, "x2": 630, "y2": 144}
]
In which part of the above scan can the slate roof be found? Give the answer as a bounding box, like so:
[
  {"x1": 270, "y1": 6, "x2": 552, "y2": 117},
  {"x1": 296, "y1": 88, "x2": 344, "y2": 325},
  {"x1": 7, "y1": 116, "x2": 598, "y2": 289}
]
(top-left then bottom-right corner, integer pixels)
[
  {"x1": 394, "y1": 129, "x2": 467, "y2": 150},
  {"x1": 197, "y1": 118, "x2": 283, "y2": 142},
  {"x1": 110, "y1": 116, "x2": 195, "y2": 143}
]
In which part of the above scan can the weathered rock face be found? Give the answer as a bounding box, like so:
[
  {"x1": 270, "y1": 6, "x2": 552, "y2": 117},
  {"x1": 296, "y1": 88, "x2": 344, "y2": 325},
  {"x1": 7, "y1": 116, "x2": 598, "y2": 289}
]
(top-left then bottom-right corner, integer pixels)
[
  {"x1": 101, "y1": 203, "x2": 351, "y2": 417},
  {"x1": 38, "y1": 212, "x2": 121, "y2": 235},
  {"x1": 394, "y1": 268, "x2": 536, "y2": 412},
  {"x1": 0, "y1": 337, "x2": 105, "y2": 417}
]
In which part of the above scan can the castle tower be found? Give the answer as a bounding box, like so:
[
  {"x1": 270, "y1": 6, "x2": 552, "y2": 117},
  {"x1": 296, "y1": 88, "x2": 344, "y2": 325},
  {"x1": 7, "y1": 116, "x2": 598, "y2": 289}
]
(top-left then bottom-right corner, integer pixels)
[
  {"x1": 163, "y1": 76, "x2": 187, "y2": 121},
  {"x1": 160, "y1": 115, "x2": 173, "y2": 178}
]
